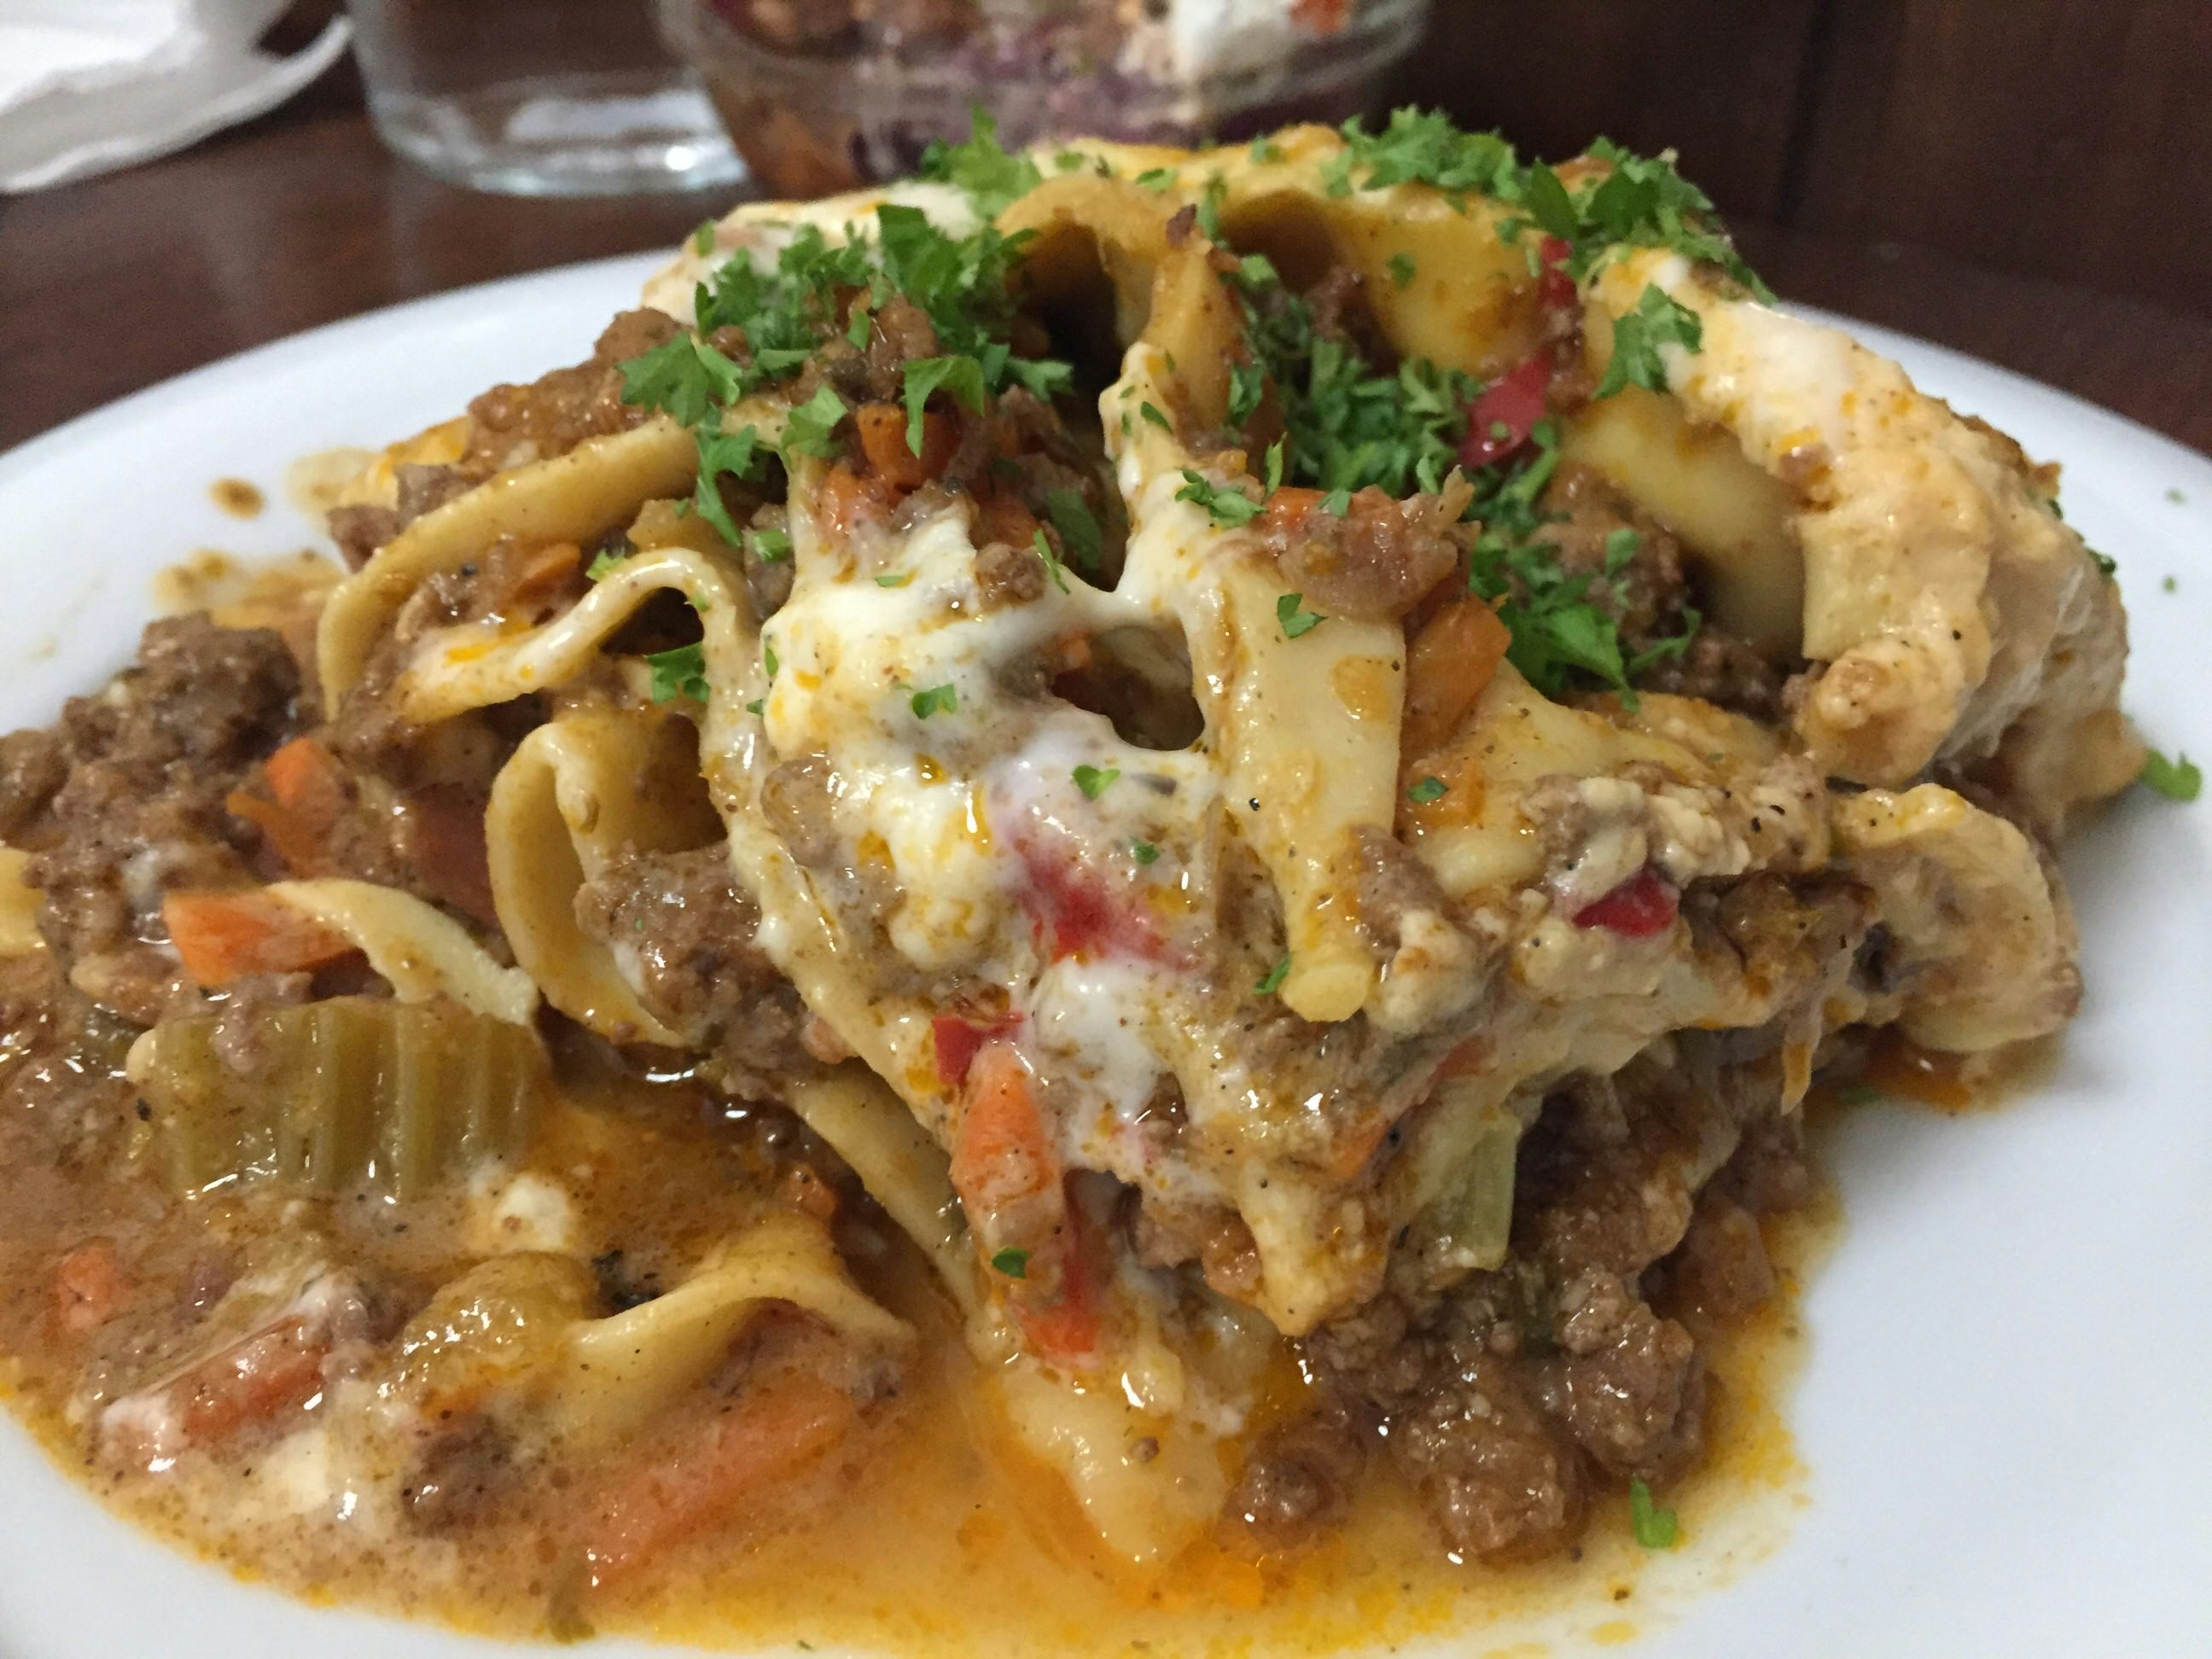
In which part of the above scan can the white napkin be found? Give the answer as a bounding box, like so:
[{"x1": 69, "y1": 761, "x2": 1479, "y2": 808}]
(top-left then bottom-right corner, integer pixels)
[{"x1": 0, "y1": 0, "x2": 351, "y2": 193}]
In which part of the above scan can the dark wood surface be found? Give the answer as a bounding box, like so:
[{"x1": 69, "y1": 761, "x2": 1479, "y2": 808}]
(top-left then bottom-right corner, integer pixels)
[{"x1": 5, "y1": 54, "x2": 2210, "y2": 459}]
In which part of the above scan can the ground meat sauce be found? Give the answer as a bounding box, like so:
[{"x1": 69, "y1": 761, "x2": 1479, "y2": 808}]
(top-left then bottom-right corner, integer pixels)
[{"x1": 0, "y1": 225, "x2": 1858, "y2": 1652}]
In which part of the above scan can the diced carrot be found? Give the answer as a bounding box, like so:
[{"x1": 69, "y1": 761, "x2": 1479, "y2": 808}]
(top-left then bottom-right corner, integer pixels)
[
  {"x1": 162, "y1": 889, "x2": 358, "y2": 987},
  {"x1": 175, "y1": 1318, "x2": 328, "y2": 1446},
  {"x1": 1402, "y1": 597, "x2": 1512, "y2": 760},
  {"x1": 53, "y1": 1240, "x2": 127, "y2": 1336},
  {"x1": 854, "y1": 402, "x2": 957, "y2": 490},
  {"x1": 949, "y1": 1043, "x2": 1059, "y2": 1219},
  {"x1": 228, "y1": 736, "x2": 351, "y2": 875},
  {"x1": 818, "y1": 462, "x2": 899, "y2": 539},
  {"x1": 973, "y1": 490, "x2": 1040, "y2": 550},
  {"x1": 490, "y1": 540, "x2": 584, "y2": 614},
  {"x1": 582, "y1": 1373, "x2": 857, "y2": 1583},
  {"x1": 950, "y1": 1045, "x2": 1104, "y2": 1370}
]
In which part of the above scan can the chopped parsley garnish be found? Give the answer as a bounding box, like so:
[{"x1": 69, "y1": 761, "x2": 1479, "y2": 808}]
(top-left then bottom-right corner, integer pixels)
[
  {"x1": 910, "y1": 683, "x2": 958, "y2": 719},
  {"x1": 1031, "y1": 528, "x2": 1071, "y2": 594},
  {"x1": 902, "y1": 355, "x2": 988, "y2": 453},
  {"x1": 1133, "y1": 167, "x2": 1176, "y2": 191},
  {"x1": 1593, "y1": 283, "x2": 1703, "y2": 399},
  {"x1": 1130, "y1": 839, "x2": 1161, "y2": 865},
  {"x1": 1406, "y1": 776, "x2": 1447, "y2": 805},
  {"x1": 646, "y1": 643, "x2": 710, "y2": 703},
  {"x1": 1073, "y1": 765, "x2": 1121, "y2": 800},
  {"x1": 1139, "y1": 401, "x2": 1172, "y2": 431},
  {"x1": 875, "y1": 572, "x2": 910, "y2": 587},
  {"x1": 586, "y1": 546, "x2": 629, "y2": 580},
  {"x1": 1196, "y1": 178, "x2": 1227, "y2": 242},
  {"x1": 917, "y1": 108, "x2": 1042, "y2": 218},
  {"x1": 762, "y1": 640, "x2": 779, "y2": 678},
  {"x1": 746, "y1": 525, "x2": 792, "y2": 562},
  {"x1": 1332, "y1": 108, "x2": 1523, "y2": 199},
  {"x1": 1263, "y1": 436, "x2": 1286, "y2": 494},
  {"x1": 1320, "y1": 486, "x2": 1352, "y2": 515},
  {"x1": 781, "y1": 385, "x2": 849, "y2": 458},
  {"x1": 1388, "y1": 252, "x2": 1417, "y2": 288},
  {"x1": 1045, "y1": 488, "x2": 1103, "y2": 570},
  {"x1": 1456, "y1": 415, "x2": 1692, "y2": 701},
  {"x1": 691, "y1": 424, "x2": 763, "y2": 543},
  {"x1": 1628, "y1": 1477, "x2": 1679, "y2": 1550},
  {"x1": 745, "y1": 697, "x2": 765, "y2": 716},
  {"x1": 2139, "y1": 748, "x2": 2202, "y2": 802},
  {"x1": 1319, "y1": 110, "x2": 1764, "y2": 297},
  {"x1": 1603, "y1": 527, "x2": 1640, "y2": 572},
  {"x1": 989, "y1": 1247, "x2": 1030, "y2": 1278},
  {"x1": 1233, "y1": 265, "x2": 1478, "y2": 498},
  {"x1": 1176, "y1": 470, "x2": 1263, "y2": 527},
  {"x1": 1249, "y1": 137, "x2": 1286, "y2": 165},
  {"x1": 2091, "y1": 548, "x2": 2118, "y2": 577},
  {"x1": 621, "y1": 334, "x2": 748, "y2": 428},
  {"x1": 690, "y1": 219, "x2": 716, "y2": 256},
  {"x1": 1276, "y1": 592, "x2": 1325, "y2": 638},
  {"x1": 1254, "y1": 955, "x2": 1291, "y2": 996}
]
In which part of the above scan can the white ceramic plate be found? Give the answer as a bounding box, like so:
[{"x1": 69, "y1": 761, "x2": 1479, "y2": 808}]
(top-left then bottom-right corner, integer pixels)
[{"x1": 0, "y1": 259, "x2": 2206, "y2": 1659}]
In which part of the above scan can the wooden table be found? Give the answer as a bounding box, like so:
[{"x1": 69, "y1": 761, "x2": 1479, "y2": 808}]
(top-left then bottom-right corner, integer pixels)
[{"x1": 7, "y1": 66, "x2": 2211, "y2": 460}]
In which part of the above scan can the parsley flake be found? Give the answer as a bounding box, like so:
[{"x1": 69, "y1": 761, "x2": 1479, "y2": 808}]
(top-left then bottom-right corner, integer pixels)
[
  {"x1": 1130, "y1": 839, "x2": 1161, "y2": 865},
  {"x1": 1388, "y1": 251, "x2": 1417, "y2": 288},
  {"x1": 746, "y1": 525, "x2": 792, "y2": 562},
  {"x1": 1276, "y1": 591, "x2": 1325, "y2": 638},
  {"x1": 692, "y1": 424, "x2": 763, "y2": 544},
  {"x1": 2140, "y1": 748, "x2": 2203, "y2": 803},
  {"x1": 586, "y1": 547, "x2": 630, "y2": 581},
  {"x1": 1031, "y1": 528, "x2": 1071, "y2": 594},
  {"x1": 1629, "y1": 1478, "x2": 1679, "y2": 1550},
  {"x1": 1594, "y1": 284, "x2": 1703, "y2": 399},
  {"x1": 1406, "y1": 776, "x2": 1447, "y2": 805},
  {"x1": 690, "y1": 219, "x2": 716, "y2": 256},
  {"x1": 1176, "y1": 470, "x2": 1262, "y2": 527},
  {"x1": 910, "y1": 683, "x2": 958, "y2": 719},
  {"x1": 1045, "y1": 489, "x2": 1103, "y2": 570},
  {"x1": 763, "y1": 640, "x2": 779, "y2": 678},
  {"x1": 990, "y1": 1247, "x2": 1030, "y2": 1278},
  {"x1": 1249, "y1": 137, "x2": 1286, "y2": 164},
  {"x1": 1255, "y1": 956, "x2": 1291, "y2": 996},
  {"x1": 902, "y1": 355, "x2": 989, "y2": 453},
  {"x1": 780, "y1": 385, "x2": 849, "y2": 458},
  {"x1": 875, "y1": 572, "x2": 910, "y2": 587},
  {"x1": 646, "y1": 643, "x2": 710, "y2": 703},
  {"x1": 1133, "y1": 167, "x2": 1176, "y2": 191},
  {"x1": 1073, "y1": 765, "x2": 1121, "y2": 800},
  {"x1": 1140, "y1": 401, "x2": 1172, "y2": 432},
  {"x1": 917, "y1": 108, "x2": 1042, "y2": 218}
]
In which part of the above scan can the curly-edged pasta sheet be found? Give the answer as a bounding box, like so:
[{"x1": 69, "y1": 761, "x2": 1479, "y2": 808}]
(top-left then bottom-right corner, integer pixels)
[
  {"x1": 487, "y1": 707, "x2": 722, "y2": 1046},
  {"x1": 1585, "y1": 250, "x2": 2125, "y2": 797},
  {"x1": 1831, "y1": 783, "x2": 2081, "y2": 1051},
  {"x1": 265, "y1": 879, "x2": 540, "y2": 1024},
  {"x1": 318, "y1": 417, "x2": 696, "y2": 701},
  {"x1": 394, "y1": 545, "x2": 754, "y2": 725},
  {"x1": 549, "y1": 1212, "x2": 911, "y2": 1452},
  {"x1": 786, "y1": 1070, "x2": 978, "y2": 1313}
]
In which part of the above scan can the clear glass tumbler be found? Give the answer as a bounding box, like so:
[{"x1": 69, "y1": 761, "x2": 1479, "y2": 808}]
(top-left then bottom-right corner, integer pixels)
[{"x1": 349, "y1": 0, "x2": 748, "y2": 196}]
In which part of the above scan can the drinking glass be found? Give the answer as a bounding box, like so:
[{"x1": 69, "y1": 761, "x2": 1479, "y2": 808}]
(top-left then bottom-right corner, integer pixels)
[{"x1": 349, "y1": 0, "x2": 748, "y2": 196}]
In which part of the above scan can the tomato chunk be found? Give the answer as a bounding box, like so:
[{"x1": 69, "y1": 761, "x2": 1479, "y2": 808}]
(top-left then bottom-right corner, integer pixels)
[
  {"x1": 932, "y1": 1012, "x2": 1023, "y2": 1091},
  {"x1": 53, "y1": 1240, "x2": 127, "y2": 1336},
  {"x1": 1573, "y1": 865, "x2": 1679, "y2": 938},
  {"x1": 1458, "y1": 355, "x2": 1552, "y2": 469}
]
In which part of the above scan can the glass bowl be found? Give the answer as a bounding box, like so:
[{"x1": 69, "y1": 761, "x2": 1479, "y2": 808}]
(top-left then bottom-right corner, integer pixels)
[{"x1": 655, "y1": 0, "x2": 1431, "y2": 199}]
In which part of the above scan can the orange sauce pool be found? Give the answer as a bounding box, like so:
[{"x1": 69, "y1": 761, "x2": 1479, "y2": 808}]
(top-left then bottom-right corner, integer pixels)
[{"x1": 0, "y1": 1178, "x2": 1838, "y2": 1659}]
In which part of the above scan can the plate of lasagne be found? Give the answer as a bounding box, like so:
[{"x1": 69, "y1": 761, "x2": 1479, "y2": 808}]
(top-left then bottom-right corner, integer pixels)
[{"x1": 0, "y1": 113, "x2": 2205, "y2": 1657}]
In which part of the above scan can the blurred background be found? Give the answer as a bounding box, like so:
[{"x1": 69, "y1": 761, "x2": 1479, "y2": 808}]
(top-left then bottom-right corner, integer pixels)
[{"x1": 4, "y1": 0, "x2": 2209, "y2": 453}]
